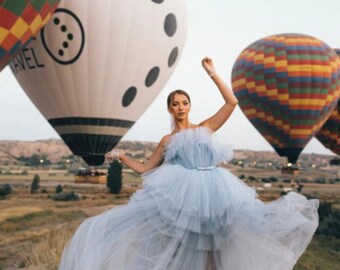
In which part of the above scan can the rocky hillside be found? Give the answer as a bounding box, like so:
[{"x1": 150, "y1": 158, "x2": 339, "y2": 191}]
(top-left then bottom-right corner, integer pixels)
[
  {"x1": 0, "y1": 139, "x2": 337, "y2": 167},
  {"x1": 0, "y1": 139, "x2": 72, "y2": 164}
]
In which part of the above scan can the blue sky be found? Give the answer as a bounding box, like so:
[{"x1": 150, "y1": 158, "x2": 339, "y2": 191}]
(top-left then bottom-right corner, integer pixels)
[{"x1": 0, "y1": 0, "x2": 339, "y2": 155}]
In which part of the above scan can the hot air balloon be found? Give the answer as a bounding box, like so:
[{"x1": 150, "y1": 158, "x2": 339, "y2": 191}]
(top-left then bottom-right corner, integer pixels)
[
  {"x1": 0, "y1": 0, "x2": 60, "y2": 71},
  {"x1": 315, "y1": 48, "x2": 340, "y2": 156},
  {"x1": 10, "y1": 0, "x2": 186, "y2": 166},
  {"x1": 315, "y1": 100, "x2": 339, "y2": 155},
  {"x1": 232, "y1": 33, "x2": 340, "y2": 164}
]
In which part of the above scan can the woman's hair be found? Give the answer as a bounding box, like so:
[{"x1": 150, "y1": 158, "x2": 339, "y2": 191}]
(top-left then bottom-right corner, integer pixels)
[{"x1": 167, "y1": 89, "x2": 191, "y2": 108}]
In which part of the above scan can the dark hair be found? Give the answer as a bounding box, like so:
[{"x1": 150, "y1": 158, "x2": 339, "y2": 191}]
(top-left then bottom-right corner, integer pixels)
[{"x1": 167, "y1": 89, "x2": 191, "y2": 108}]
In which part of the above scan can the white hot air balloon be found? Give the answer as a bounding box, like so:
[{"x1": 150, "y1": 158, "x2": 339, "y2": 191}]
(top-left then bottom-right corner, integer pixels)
[{"x1": 10, "y1": 0, "x2": 187, "y2": 166}]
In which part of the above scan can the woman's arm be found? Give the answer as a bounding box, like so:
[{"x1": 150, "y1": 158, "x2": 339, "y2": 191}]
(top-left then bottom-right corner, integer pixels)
[
  {"x1": 105, "y1": 135, "x2": 170, "y2": 174},
  {"x1": 199, "y1": 57, "x2": 238, "y2": 132}
]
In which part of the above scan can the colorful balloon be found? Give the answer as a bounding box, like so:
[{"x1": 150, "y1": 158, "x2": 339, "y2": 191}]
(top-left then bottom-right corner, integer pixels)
[
  {"x1": 10, "y1": 0, "x2": 187, "y2": 166},
  {"x1": 0, "y1": 0, "x2": 60, "y2": 71},
  {"x1": 315, "y1": 49, "x2": 340, "y2": 155},
  {"x1": 232, "y1": 33, "x2": 340, "y2": 163}
]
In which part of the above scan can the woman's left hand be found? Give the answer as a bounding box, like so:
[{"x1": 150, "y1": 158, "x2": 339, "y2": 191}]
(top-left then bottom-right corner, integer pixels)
[
  {"x1": 105, "y1": 150, "x2": 121, "y2": 162},
  {"x1": 202, "y1": 57, "x2": 216, "y2": 76}
]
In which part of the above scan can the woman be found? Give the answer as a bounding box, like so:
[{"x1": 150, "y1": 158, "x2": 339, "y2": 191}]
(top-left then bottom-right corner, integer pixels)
[{"x1": 59, "y1": 57, "x2": 319, "y2": 270}]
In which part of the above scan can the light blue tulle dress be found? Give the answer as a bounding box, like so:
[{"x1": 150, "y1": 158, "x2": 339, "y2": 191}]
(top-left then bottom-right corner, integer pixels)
[{"x1": 59, "y1": 127, "x2": 319, "y2": 270}]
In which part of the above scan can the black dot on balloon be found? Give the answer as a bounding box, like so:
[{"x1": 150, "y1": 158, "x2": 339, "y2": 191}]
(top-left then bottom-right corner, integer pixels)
[
  {"x1": 61, "y1": 25, "x2": 67, "y2": 32},
  {"x1": 168, "y1": 47, "x2": 178, "y2": 67},
  {"x1": 63, "y1": 42, "x2": 69, "y2": 48},
  {"x1": 54, "y1": 18, "x2": 60, "y2": 25},
  {"x1": 122, "y1": 87, "x2": 137, "y2": 107},
  {"x1": 67, "y1": 33, "x2": 73, "y2": 40},
  {"x1": 58, "y1": 50, "x2": 64, "y2": 56},
  {"x1": 164, "y1": 13, "x2": 177, "y2": 37},
  {"x1": 145, "y1": 67, "x2": 160, "y2": 87},
  {"x1": 151, "y1": 0, "x2": 164, "y2": 3}
]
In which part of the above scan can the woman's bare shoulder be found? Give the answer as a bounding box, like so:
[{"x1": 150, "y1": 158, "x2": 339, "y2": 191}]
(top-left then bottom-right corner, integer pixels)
[{"x1": 160, "y1": 134, "x2": 172, "y2": 146}]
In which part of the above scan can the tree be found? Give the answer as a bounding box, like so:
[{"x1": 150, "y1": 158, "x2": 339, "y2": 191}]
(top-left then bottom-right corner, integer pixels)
[
  {"x1": 296, "y1": 184, "x2": 304, "y2": 193},
  {"x1": 31, "y1": 174, "x2": 40, "y2": 194},
  {"x1": 28, "y1": 154, "x2": 41, "y2": 167},
  {"x1": 107, "y1": 160, "x2": 123, "y2": 194}
]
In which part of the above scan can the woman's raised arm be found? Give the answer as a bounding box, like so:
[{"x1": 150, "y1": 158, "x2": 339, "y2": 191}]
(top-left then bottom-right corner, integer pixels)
[{"x1": 199, "y1": 57, "x2": 238, "y2": 132}]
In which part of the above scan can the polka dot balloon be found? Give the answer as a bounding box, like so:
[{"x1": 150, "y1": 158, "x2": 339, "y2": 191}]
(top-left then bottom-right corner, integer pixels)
[{"x1": 10, "y1": 0, "x2": 187, "y2": 166}]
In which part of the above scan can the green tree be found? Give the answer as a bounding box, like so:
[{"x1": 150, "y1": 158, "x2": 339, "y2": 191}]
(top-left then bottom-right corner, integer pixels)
[
  {"x1": 28, "y1": 154, "x2": 41, "y2": 167},
  {"x1": 107, "y1": 160, "x2": 123, "y2": 194},
  {"x1": 30, "y1": 174, "x2": 40, "y2": 194}
]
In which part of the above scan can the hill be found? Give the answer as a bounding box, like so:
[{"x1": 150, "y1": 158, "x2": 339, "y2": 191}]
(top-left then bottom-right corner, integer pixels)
[{"x1": 0, "y1": 139, "x2": 337, "y2": 170}]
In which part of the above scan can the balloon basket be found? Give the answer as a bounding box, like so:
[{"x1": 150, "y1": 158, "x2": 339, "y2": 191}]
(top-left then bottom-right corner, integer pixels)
[
  {"x1": 74, "y1": 168, "x2": 107, "y2": 184},
  {"x1": 281, "y1": 166, "x2": 300, "y2": 175}
]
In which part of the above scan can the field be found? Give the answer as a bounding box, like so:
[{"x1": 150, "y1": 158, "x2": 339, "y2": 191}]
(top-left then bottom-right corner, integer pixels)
[{"x1": 0, "y1": 165, "x2": 339, "y2": 270}]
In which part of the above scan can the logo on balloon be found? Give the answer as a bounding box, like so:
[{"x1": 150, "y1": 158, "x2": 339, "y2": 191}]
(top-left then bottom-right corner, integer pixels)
[{"x1": 41, "y1": 8, "x2": 85, "y2": 65}]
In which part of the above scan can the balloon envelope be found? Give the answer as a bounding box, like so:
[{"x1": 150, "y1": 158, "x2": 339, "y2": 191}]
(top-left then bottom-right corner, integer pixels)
[
  {"x1": 232, "y1": 33, "x2": 340, "y2": 163},
  {"x1": 10, "y1": 0, "x2": 187, "y2": 165},
  {"x1": 315, "y1": 100, "x2": 340, "y2": 155},
  {"x1": 315, "y1": 49, "x2": 340, "y2": 155},
  {"x1": 0, "y1": 0, "x2": 60, "y2": 71}
]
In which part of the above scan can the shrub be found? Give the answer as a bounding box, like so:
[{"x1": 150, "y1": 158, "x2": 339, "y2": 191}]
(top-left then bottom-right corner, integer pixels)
[
  {"x1": 30, "y1": 174, "x2": 40, "y2": 194},
  {"x1": 56, "y1": 185, "x2": 63, "y2": 194},
  {"x1": 0, "y1": 184, "x2": 12, "y2": 197},
  {"x1": 51, "y1": 191, "x2": 79, "y2": 201},
  {"x1": 248, "y1": 176, "x2": 257, "y2": 182},
  {"x1": 261, "y1": 178, "x2": 270, "y2": 183},
  {"x1": 41, "y1": 188, "x2": 49, "y2": 194},
  {"x1": 317, "y1": 202, "x2": 340, "y2": 238},
  {"x1": 107, "y1": 160, "x2": 123, "y2": 194},
  {"x1": 315, "y1": 179, "x2": 326, "y2": 184},
  {"x1": 269, "y1": 176, "x2": 278, "y2": 183},
  {"x1": 296, "y1": 184, "x2": 304, "y2": 193}
]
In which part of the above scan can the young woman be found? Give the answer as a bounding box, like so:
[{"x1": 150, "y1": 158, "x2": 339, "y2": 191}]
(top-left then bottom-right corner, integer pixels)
[{"x1": 59, "y1": 58, "x2": 319, "y2": 270}]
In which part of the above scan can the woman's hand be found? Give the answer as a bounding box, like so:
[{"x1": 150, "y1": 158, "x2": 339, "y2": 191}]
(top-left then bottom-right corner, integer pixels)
[
  {"x1": 202, "y1": 57, "x2": 216, "y2": 77},
  {"x1": 105, "y1": 149, "x2": 121, "y2": 163}
]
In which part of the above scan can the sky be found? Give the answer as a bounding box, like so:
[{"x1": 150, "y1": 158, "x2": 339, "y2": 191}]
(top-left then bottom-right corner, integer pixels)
[{"x1": 0, "y1": 0, "x2": 339, "y2": 156}]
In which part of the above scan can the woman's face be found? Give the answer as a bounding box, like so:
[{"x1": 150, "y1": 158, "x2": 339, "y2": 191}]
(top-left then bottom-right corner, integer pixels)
[{"x1": 168, "y1": 93, "x2": 191, "y2": 120}]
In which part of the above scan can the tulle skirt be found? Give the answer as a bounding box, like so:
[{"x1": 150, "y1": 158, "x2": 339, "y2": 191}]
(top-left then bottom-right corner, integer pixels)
[{"x1": 59, "y1": 164, "x2": 319, "y2": 270}]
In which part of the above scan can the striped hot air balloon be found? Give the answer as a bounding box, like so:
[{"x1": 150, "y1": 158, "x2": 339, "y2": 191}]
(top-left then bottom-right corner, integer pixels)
[
  {"x1": 315, "y1": 48, "x2": 340, "y2": 155},
  {"x1": 315, "y1": 100, "x2": 339, "y2": 155},
  {"x1": 0, "y1": 0, "x2": 60, "y2": 71},
  {"x1": 10, "y1": 0, "x2": 187, "y2": 166},
  {"x1": 232, "y1": 33, "x2": 340, "y2": 163}
]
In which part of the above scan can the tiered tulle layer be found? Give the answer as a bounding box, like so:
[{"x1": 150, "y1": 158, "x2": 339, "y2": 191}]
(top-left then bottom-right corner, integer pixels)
[{"x1": 59, "y1": 164, "x2": 319, "y2": 270}]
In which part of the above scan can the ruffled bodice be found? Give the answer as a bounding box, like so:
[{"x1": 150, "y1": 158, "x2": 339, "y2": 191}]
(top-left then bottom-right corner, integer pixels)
[{"x1": 164, "y1": 126, "x2": 233, "y2": 169}]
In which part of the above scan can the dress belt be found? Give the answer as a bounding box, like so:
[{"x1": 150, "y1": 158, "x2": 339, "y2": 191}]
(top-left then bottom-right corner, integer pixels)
[{"x1": 196, "y1": 166, "x2": 215, "y2": 171}]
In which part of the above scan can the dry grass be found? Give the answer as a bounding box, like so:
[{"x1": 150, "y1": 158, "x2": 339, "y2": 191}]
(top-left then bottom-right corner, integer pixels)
[
  {"x1": 0, "y1": 206, "x2": 43, "y2": 222},
  {"x1": 21, "y1": 224, "x2": 77, "y2": 270},
  {"x1": 0, "y1": 170, "x2": 339, "y2": 269}
]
